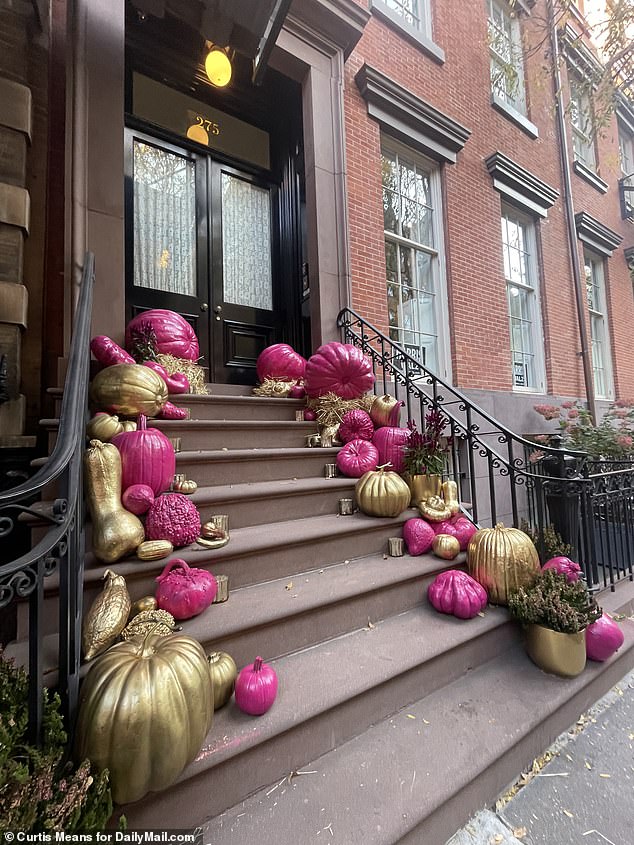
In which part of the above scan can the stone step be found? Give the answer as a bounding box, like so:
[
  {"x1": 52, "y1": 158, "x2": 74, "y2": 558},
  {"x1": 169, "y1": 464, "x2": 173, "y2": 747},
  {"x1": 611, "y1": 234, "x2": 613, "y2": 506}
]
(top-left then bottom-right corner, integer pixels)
[
  {"x1": 200, "y1": 615, "x2": 634, "y2": 845},
  {"x1": 175, "y1": 447, "x2": 340, "y2": 486},
  {"x1": 122, "y1": 600, "x2": 519, "y2": 827},
  {"x1": 171, "y1": 394, "x2": 306, "y2": 421}
]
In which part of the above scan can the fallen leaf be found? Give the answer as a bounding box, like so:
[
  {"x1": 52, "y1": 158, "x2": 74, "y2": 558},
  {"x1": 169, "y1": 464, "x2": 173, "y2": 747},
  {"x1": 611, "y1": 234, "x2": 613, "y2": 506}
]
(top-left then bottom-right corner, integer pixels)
[
  {"x1": 423, "y1": 719, "x2": 430, "y2": 725},
  {"x1": 628, "y1": 733, "x2": 634, "y2": 741},
  {"x1": 563, "y1": 810, "x2": 574, "y2": 818},
  {"x1": 599, "y1": 773, "x2": 611, "y2": 778},
  {"x1": 406, "y1": 714, "x2": 416, "y2": 720},
  {"x1": 477, "y1": 611, "x2": 486, "y2": 617},
  {"x1": 383, "y1": 554, "x2": 389, "y2": 560},
  {"x1": 285, "y1": 581, "x2": 293, "y2": 590},
  {"x1": 513, "y1": 828, "x2": 527, "y2": 839},
  {"x1": 367, "y1": 619, "x2": 375, "y2": 629},
  {"x1": 585, "y1": 761, "x2": 592, "y2": 770},
  {"x1": 492, "y1": 835, "x2": 504, "y2": 844}
]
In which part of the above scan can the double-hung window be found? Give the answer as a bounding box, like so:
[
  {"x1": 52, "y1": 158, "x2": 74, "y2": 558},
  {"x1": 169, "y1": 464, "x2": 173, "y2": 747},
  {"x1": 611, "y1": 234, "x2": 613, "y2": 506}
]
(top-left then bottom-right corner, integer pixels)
[
  {"x1": 584, "y1": 250, "x2": 613, "y2": 399},
  {"x1": 570, "y1": 79, "x2": 596, "y2": 170},
  {"x1": 501, "y1": 206, "x2": 545, "y2": 392},
  {"x1": 382, "y1": 141, "x2": 449, "y2": 378},
  {"x1": 488, "y1": 0, "x2": 526, "y2": 115},
  {"x1": 382, "y1": 0, "x2": 429, "y2": 34},
  {"x1": 619, "y1": 126, "x2": 634, "y2": 217}
]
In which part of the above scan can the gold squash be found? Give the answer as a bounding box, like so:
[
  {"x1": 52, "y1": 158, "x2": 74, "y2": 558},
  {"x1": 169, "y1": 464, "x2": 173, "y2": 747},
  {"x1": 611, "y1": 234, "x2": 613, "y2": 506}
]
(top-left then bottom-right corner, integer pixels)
[
  {"x1": 130, "y1": 595, "x2": 158, "y2": 617},
  {"x1": 90, "y1": 363, "x2": 168, "y2": 418},
  {"x1": 432, "y1": 533, "x2": 460, "y2": 560},
  {"x1": 419, "y1": 495, "x2": 453, "y2": 523},
  {"x1": 82, "y1": 569, "x2": 131, "y2": 661},
  {"x1": 86, "y1": 413, "x2": 124, "y2": 442},
  {"x1": 208, "y1": 651, "x2": 238, "y2": 710},
  {"x1": 441, "y1": 480, "x2": 460, "y2": 516},
  {"x1": 355, "y1": 465, "x2": 411, "y2": 518},
  {"x1": 467, "y1": 522, "x2": 541, "y2": 605},
  {"x1": 75, "y1": 632, "x2": 214, "y2": 805},
  {"x1": 136, "y1": 539, "x2": 174, "y2": 561}
]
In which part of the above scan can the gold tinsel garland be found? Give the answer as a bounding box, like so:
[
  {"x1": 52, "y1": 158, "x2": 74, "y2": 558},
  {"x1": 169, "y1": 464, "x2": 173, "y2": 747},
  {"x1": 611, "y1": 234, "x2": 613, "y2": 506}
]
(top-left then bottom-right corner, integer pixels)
[
  {"x1": 252, "y1": 378, "x2": 294, "y2": 398},
  {"x1": 307, "y1": 392, "x2": 375, "y2": 429},
  {"x1": 155, "y1": 354, "x2": 208, "y2": 395}
]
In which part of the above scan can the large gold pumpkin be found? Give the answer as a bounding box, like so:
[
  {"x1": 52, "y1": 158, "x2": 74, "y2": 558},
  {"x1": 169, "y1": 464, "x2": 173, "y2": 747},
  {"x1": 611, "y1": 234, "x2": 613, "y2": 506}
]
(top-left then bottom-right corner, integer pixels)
[
  {"x1": 90, "y1": 364, "x2": 168, "y2": 418},
  {"x1": 208, "y1": 651, "x2": 237, "y2": 710},
  {"x1": 75, "y1": 632, "x2": 213, "y2": 805},
  {"x1": 355, "y1": 466, "x2": 411, "y2": 518},
  {"x1": 467, "y1": 522, "x2": 540, "y2": 605}
]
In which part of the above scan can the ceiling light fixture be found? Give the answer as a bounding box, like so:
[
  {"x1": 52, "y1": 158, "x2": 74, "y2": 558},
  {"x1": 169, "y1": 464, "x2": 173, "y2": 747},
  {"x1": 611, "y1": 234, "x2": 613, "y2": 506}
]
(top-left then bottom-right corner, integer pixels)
[{"x1": 205, "y1": 45, "x2": 232, "y2": 88}]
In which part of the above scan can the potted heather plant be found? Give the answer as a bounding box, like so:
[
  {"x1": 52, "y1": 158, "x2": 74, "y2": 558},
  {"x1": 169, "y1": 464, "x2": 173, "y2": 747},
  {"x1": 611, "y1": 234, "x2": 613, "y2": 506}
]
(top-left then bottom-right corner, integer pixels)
[
  {"x1": 402, "y1": 409, "x2": 450, "y2": 504},
  {"x1": 508, "y1": 569, "x2": 601, "y2": 678}
]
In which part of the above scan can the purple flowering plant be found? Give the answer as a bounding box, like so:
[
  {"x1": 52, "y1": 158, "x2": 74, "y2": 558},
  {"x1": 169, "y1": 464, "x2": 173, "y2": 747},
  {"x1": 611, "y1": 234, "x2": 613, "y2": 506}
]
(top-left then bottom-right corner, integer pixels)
[
  {"x1": 402, "y1": 409, "x2": 450, "y2": 476},
  {"x1": 534, "y1": 399, "x2": 634, "y2": 459}
]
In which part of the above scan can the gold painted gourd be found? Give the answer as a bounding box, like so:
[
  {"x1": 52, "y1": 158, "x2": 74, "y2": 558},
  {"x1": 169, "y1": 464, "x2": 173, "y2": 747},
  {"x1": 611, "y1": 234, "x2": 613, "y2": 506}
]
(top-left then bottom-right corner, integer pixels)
[
  {"x1": 208, "y1": 651, "x2": 238, "y2": 710},
  {"x1": 467, "y1": 522, "x2": 541, "y2": 605},
  {"x1": 419, "y1": 495, "x2": 453, "y2": 523},
  {"x1": 86, "y1": 413, "x2": 124, "y2": 442},
  {"x1": 84, "y1": 440, "x2": 145, "y2": 563},
  {"x1": 355, "y1": 465, "x2": 411, "y2": 518},
  {"x1": 441, "y1": 480, "x2": 460, "y2": 516},
  {"x1": 75, "y1": 631, "x2": 214, "y2": 805},
  {"x1": 82, "y1": 569, "x2": 131, "y2": 661},
  {"x1": 432, "y1": 533, "x2": 460, "y2": 560},
  {"x1": 90, "y1": 364, "x2": 168, "y2": 418},
  {"x1": 129, "y1": 595, "x2": 158, "y2": 617},
  {"x1": 136, "y1": 539, "x2": 174, "y2": 561}
]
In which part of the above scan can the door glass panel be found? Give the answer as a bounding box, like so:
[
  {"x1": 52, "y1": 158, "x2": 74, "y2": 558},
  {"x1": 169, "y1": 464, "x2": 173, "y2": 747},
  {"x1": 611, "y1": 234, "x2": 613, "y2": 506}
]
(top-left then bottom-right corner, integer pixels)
[
  {"x1": 222, "y1": 173, "x2": 273, "y2": 310},
  {"x1": 133, "y1": 140, "x2": 196, "y2": 296}
]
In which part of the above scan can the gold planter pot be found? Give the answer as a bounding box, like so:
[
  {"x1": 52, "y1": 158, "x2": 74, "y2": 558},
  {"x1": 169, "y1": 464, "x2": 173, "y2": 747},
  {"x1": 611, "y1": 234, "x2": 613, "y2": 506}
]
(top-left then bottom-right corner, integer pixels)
[
  {"x1": 524, "y1": 624, "x2": 586, "y2": 678},
  {"x1": 408, "y1": 473, "x2": 442, "y2": 506}
]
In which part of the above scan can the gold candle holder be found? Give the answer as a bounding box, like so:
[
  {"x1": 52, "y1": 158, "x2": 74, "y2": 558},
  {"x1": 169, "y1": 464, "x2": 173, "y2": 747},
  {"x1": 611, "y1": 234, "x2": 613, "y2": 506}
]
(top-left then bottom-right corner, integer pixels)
[
  {"x1": 388, "y1": 537, "x2": 404, "y2": 557},
  {"x1": 169, "y1": 437, "x2": 182, "y2": 453},
  {"x1": 213, "y1": 575, "x2": 229, "y2": 603},
  {"x1": 338, "y1": 498, "x2": 354, "y2": 515},
  {"x1": 172, "y1": 473, "x2": 185, "y2": 491},
  {"x1": 196, "y1": 514, "x2": 230, "y2": 549},
  {"x1": 324, "y1": 463, "x2": 338, "y2": 478},
  {"x1": 295, "y1": 410, "x2": 305, "y2": 422}
]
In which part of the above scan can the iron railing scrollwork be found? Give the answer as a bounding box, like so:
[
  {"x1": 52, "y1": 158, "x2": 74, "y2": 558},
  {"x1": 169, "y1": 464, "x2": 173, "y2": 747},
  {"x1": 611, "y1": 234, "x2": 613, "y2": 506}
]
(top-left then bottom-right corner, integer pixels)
[
  {"x1": 338, "y1": 307, "x2": 634, "y2": 593},
  {"x1": 0, "y1": 253, "x2": 94, "y2": 742}
]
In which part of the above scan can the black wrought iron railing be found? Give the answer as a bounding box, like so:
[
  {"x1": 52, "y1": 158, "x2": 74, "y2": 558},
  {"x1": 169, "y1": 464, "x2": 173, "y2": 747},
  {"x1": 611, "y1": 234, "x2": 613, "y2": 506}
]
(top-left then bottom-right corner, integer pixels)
[
  {"x1": 337, "y1": 307, "x2": 634, "y2": 592},
  {"x1": 0, "y1": 253, "x2": 94, "y2": 742}
]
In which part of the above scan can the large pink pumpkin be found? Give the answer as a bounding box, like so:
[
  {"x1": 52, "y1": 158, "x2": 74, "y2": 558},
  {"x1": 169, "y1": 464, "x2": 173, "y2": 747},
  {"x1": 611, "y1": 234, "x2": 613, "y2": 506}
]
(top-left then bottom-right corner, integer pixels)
[
  {"x1": 256, "y1": 344, "x2": 306, "y2": 382},
  {"x1": 427, "y1": 570, "x2": 488, "y2": 619},
  {"x1": 338, "y1": 409, "x2": 374, "y2": 444},
  {"x1": 402, "y1": 518, "x2": 435, "y2": 556},
  {"x1": 111, "y1": 415, "x2": 175, "y2": 496},
  {"x1": 125, "y1": 310, "x2": 199, "y2": 361},
  {"x1": 433, "y1": 516, "x2": 477, "y2": 551},
  {"x1": 304, "y1": 342, "x2": 375, "y2": 400},
  {"x1": 372, "y1": 426, "x2": 410, "y2": 474},
  {"x1": 585, "y1": 613, "x2": 624, "y2": 662},
  {"x1": 336, "y1": 439, "x2": 379, "y2": 478}
]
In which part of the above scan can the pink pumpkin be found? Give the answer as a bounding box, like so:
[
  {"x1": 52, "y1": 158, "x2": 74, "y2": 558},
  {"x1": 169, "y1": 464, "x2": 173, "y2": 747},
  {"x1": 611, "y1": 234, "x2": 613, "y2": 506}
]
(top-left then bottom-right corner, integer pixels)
[
  {"x1": 122, "y1": 483, "x2": 155, "y2": 515},
  {"x1": 403, "y1": 518, "x2": 436, "y2": 556},
  {"x1": 145, "y1": 493, "x2": 201, "y2": 547},
  {"x1": 434, "y1": 517, "x2": 477, "y2": 551},
  {"x1": 338, "y1": 409, "x2": 374, "y2": 444},
  {"x1": 427, "y1": 570, "x2": 488, "y2": 619},
  {"x1": 111, "y1": 415, "x2": 175, "y2": 496},
  {"x1": 303, "y1": 409, "x2": 317, "y2": 421},
  {"x1": 157, "y1": 401, "x2": 189, "y2": 420},
  {"x1": 304, "y1": 342, "x2": 375, "y2": 400},
  {"x1": 256, "y1": 344, "x2": 306, "y2": 382},
  {"x1": 90, "y1": 336, "x2": 135, "y2": 367},
  {"x1": 235, "y1": 656, "x2": 278, "y2": 716},
  {"x1": 143, "y1": 361, "x2": 191, "y2": 396},
  {"x1": 336, "y1": 439, "x2": 379, "y2": 478},
  {"x1": 126, "y1": 310, "x2": 199, "y2": 361},
  {"x1": 542, "y1": 556, "x2": 582, "y2": 583},
  {"x1": 372, "y1": 426, "x2": 410, "y2": 474},
  {"x1": 585, "y1": 613, "x2": 624, "y2": 662},
  {"x1": 288, "y1": 384, "x2": 306, "y2": 399},
  {"x1": 155, "y1": 559, "x2": 217, "y2": 620}
]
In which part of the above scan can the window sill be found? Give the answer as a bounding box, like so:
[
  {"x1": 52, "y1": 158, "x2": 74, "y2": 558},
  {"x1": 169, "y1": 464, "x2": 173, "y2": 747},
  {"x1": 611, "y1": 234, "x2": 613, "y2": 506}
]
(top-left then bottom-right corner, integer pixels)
[
  {"x1": 370, "y1": 0, "x2": 445, "y2": 65},
  {"x1": 573, "y1": 160, "x2": 608, "y2": 194},
  {"x1": 491, "y1": 95, "x2": 539, "y2": 139},
  {"x1": 513, "y1": 385, "x2": 546, "y2": 395}
]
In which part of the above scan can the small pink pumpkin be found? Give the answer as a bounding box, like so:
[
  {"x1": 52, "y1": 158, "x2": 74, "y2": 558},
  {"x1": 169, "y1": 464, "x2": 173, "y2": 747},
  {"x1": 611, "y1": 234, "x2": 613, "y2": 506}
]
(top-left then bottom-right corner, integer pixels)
[
  {"x1": 338, "y1": 409, "x2": 374, "y2": 444},
  {"x1": 427, "y1": 570, "x2": 488, "y2": 619},
  {"x1": 235, "y1": 656, "x2": 278, "y2": 716},
  {"x1": 90, "y1": 336, "x2": 135, "y2": 367},
  {"x1": 542, "y1": 556, "x2": 582, "y2": 583},
  {"x1": 433, "y1": 517, "x2": 477, "y2": 551},
  {"x1": 126, "y1": 310, "x2": 199, "y2": 361},
  {"x1": 288, "y1": 384, "x2": 306, "y2": 399},
  {"x1": 336, "y1": 439, "x2": 379, "y2": 478},
  {"x1": 303, "y1": 409, "x2": 317, "y2": 421},
  {"x1": 372, "y1": 426, "x2": 410, "y2": 474},
  {"x1": 122, "y1": 483, "x2": 155, "y2": 515},
  {"x1": 403, "y1": 518, "x2": 436, "y2": 556},
  {"x1": 585, "y1": 613, "x2": 624, "y2": 662},
  {"x1": 304, "y1": 342, "x2": 375, "y2": 400},
  {"x1": 256, "y1": 344, "x2": 306, "y2": 383},
  {"x1": 145, "y1": 493, "x2": 201, "y2": 547},
  {"x1": 155, "y1": 558, "x2": 217, "y2": 620}
]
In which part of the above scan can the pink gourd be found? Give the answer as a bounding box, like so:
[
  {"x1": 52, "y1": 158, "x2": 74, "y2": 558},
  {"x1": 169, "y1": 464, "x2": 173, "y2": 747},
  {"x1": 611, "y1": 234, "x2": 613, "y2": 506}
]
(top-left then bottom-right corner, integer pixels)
[
  {"x1": 122, "y1": 483, "x2": 155, "y2": 515},
  {"x1": 145, "y1": 493, "x2": 201, "y2": 547},
  {"x1": 155, "y1": 558, "x2": 217, "y2": 620},
  {"x1": 585, "y1": 613, "x2": 624, "y2": 662},
  {"x1": 158, "y1": 401, "x2": 189, "y2": 420},
  {"x1": 338, "y1": 409, "x2": 374, "y2": 444},
  {"x1": 372, "y1": 426, "x2": 410, "y2": 474},
  {"x1": 90, "y1": 336, "x2": 135, "y2": 367},
  {"x1": 235, "y1": 656, "x2": 278, "y2": 716},
  {"x1": 304, "y1": 342, "x2": 375, "y2": 400},
  {"x1": 303, "y1": 409, "x2": 317, "y2": 421},
  {"x1": 142, "y1": 360, "x2": 169, "y2": 380},
  {"x1": 142, "y1": 362, "x2": 190, "y2": 395},
  {"x1": 126, "y1": 310, "x2": 199, "y2": 361},
  {"x1": 256, "y1": 344, "x2": 306, "y2": 382},
  {"x1": 542, "y1": 556, "x2": 582, "y2": 583},
  {"x1": 403, "y1": 518, "x2": 436, "y2": 556},
  {"x1": 336, "y1": 439, "x2": 379, "y2": 478},
  {"x1": 433, "y1": 517, "x2": 477, "y2": 551},
  {"x1": 111, "y1": 415, "x2": 175, "y2": 496},
  {"x1": 427, "y1": 570, "x2": 488, "y2": 619},
  {"x1": 288, "y1": 384, "x2": 306, "y2": 399}
]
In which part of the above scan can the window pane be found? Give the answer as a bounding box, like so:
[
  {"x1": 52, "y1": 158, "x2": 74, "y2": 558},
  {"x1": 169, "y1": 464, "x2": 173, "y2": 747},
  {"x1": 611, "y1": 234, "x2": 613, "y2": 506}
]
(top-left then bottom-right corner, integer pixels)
[
  {"x1": 133, "y1": 141, "x2": 196, "y2": 296},
  {"x1": 385, "y1": 0, "x2": 423, "y2": 30},
  {"x1": 488, "y1": 0, "x2": 526, "y2": 113}
]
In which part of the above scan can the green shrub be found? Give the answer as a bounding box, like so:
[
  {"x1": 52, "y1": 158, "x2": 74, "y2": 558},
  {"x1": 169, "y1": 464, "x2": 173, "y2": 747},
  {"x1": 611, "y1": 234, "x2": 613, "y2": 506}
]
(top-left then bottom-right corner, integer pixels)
[{"x1": 508, "y1": 570, "x2": 601, "y2": 634}]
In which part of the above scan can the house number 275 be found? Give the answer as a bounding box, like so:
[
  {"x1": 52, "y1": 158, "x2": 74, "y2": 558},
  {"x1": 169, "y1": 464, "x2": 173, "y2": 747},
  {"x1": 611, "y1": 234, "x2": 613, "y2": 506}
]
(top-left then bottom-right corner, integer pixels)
[{"x1": 194, "y1": 115, "x2": 220, "y2": 135}]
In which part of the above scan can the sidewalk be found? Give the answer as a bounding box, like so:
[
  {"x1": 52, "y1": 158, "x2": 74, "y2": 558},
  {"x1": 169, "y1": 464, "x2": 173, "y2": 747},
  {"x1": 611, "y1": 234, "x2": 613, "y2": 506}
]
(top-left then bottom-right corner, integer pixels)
[{"x1": 446, "y1": 669, "x2": 634, "y2": 845}]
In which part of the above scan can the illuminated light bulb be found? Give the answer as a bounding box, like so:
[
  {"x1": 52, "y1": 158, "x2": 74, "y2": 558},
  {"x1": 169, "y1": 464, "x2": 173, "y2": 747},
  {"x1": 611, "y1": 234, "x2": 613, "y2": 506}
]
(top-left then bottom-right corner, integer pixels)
[
  {"x1": 205, "y1": 47, "x2": 232, "y2": 88},
  {"x1": 186, "y1": 123, "x2": 209, "y2": 145}
]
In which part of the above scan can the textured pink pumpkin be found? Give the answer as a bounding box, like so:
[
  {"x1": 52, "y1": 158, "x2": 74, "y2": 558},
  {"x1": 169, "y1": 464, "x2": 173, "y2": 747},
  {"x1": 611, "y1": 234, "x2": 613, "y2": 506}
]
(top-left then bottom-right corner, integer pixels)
[
  {"x1": 90, "y1": 336, "x2": 135, "y2": 367},
  {"x1": 111, "y1": 415, "x2": 175, "y2": 496},
  {"x1": 427, "y1": 570, "x2": 488, "y2": 619},
  {"x1": 126, "y1": 310, "x2": 199, "y2": 361},
  {"x1": 338, "y1": 409, "x2": 374, "y2": 444},
  {"x1": 155, "y1": 559, "x2": 217, "y2": 620},
  {"x1": 542, "y1": 556, "x2": 582, "y2": 583},
  {"x1": 336, "y1": 439, "x2": 379, "y2": 478},
  {"x1": 145, "y1": 493, "x2": 201, "y2": 547},
  {"x1": 372, "y1": 427, "x2": 410, "y2": 474},
  {"x1": 403, "y1": 518, "x2": 436, "y2": 556},
  {"x1": 235, "y1": 656, "x2": 278, "y2": 716},
  {"x1": 434, "y1": 517, "x2": 477, "y2": 551},
  {"x1": 122, "y1": 483, "x2": 155, "y2": 515},
  {"x1": 304, "y1": 342, "x2": 375, "y2": 400},
  {"x1": 256, "y1": 344, "x2": 306, "y2": 382},
  {"x1": 585, "y1": 613, "x2": 624, "y2": 662}
]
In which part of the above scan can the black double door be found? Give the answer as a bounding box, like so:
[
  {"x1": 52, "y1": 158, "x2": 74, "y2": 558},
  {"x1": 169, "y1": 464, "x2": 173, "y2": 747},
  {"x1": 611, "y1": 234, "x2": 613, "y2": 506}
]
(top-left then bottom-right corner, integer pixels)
[{"x1": 125, "y1": 128, "x2": 286, "y2": 384}]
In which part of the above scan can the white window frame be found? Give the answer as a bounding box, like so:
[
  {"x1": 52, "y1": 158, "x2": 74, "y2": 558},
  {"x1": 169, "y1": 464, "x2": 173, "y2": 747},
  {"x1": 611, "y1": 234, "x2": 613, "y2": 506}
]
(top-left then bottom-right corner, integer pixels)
[
  {"x1": 584, "y1": 249, "x2": 614, "y2": 400},
  {"x1": 570, "y1": 78, "x2": 596, "y2": 170},
  {"x1": 488, "y1": 0, "x2": 527, "y2": 116},
  {"x1": 381, "y1": 0, "x2": 431, "y2": 38},
  {"x1": 619, "y1": 125, "x2": 634, "y2": 215},
  {"x1": 381, "y1": 137, "x2": 451, "y2": 382},
  {"x1": 500, "y1": 205, "x2": 546, "y2": 394}
]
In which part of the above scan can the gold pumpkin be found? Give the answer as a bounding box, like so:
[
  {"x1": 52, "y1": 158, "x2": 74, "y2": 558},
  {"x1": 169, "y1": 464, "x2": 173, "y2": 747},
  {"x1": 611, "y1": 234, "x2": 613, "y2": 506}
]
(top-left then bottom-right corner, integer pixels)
[
  {"x1": 419, "y1": 495, "x2": 453, "y2": 522},
  {"x1": 432, "y1": 533, "x2": 460, "y2": 560},
  {"x1": 467, "y1": 522, "x2": 541, "y2": 605},
  {"x1": 75, "y1": 632, "x2": 214, "y2": 805},
  {"x1": 355, "y1": 466, "x2": 411, "y2": 518},
  {"x1": 208, "y1": 651, "x2": 238, "y2": 710},
  {"x1": 130, "y1": 595, "x2": 158, "y2": 617},
  {"x1": 86, "y1": 413, "x2": 124, "y2": 442},
  {"x1": 82, "y1": 569, "x2": 131, "y2": 661},
  {"x1": 370, "y1": 394, "x2": 402, "y2": 428},
  {"x1": 90, "y1": 364, "x2": 168, "y2": 418}
]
